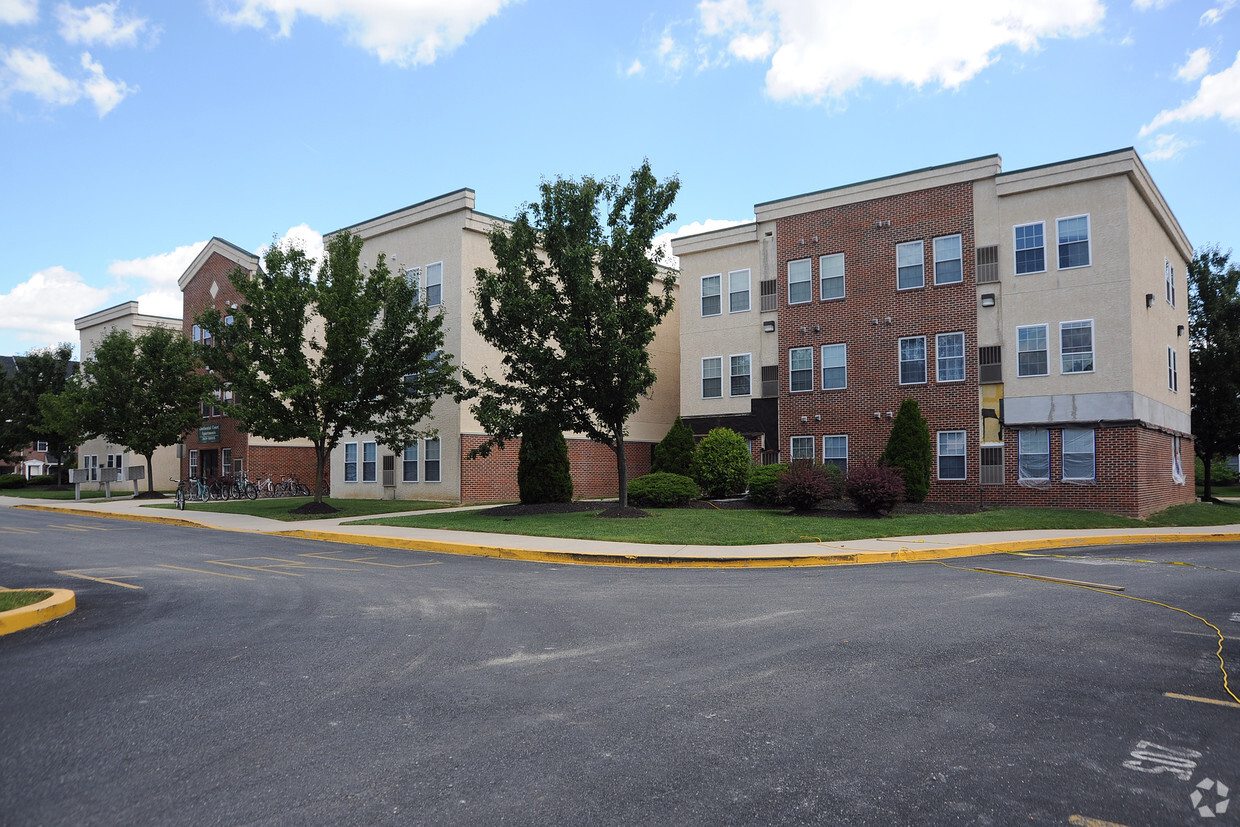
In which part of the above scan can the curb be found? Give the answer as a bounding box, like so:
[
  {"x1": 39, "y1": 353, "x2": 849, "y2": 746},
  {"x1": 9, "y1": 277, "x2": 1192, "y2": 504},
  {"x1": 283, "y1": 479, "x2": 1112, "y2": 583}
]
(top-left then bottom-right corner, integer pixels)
[
  {"x1": 13, "y1": 503, "x2": 211, "y2": 529},
  {"x1": 0, "y1": 589, "x2": 76, "y2": 636}
]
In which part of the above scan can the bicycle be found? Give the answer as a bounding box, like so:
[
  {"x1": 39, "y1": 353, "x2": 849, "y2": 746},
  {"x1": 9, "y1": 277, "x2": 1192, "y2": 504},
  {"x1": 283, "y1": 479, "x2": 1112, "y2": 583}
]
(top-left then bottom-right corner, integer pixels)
[
  {"x1": 280, "y1": 473, "x2": 311, "y2": 497},
  {"x1": 170, "y1": 478, "x2": 186, "y2": 510},
  {"x1": 253, "y1": 471, "x2": 276, "y2": 498},
  {"x1": 230, "y1": 474, "x2": 258, "y2": 501}
]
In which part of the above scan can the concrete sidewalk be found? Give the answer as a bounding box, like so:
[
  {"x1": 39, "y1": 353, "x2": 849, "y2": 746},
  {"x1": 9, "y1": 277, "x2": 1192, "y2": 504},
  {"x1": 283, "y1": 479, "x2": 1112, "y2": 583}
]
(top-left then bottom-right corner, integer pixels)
[{"x1": 7, "y1": 495, "x2": 1240, "y2": 567}]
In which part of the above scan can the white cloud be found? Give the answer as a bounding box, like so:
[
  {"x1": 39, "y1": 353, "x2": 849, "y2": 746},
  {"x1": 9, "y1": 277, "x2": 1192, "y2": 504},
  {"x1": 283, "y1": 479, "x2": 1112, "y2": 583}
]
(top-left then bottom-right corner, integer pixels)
[
  {"x1": 1132, "y1": 0, "x2": 1174, "y2": 9},
  {"x1": 1141, "y1": 49, "x2": 1240, "y2": 135},
  {"x1": 625, "y1": 58, "x2": 643, "y2": 77},
  {"x1": 56, "y1": 2, "x2": 151, "y2": 47},
  {"x1": 0, "y1": 0, "x2": 38, "y2": 25},
  {"x1": 214, "y1": 0, "x2": 512, "y2": 67},
  {"x1": 0, "y1": 46, "x2": 133, "y2": 114},
  {"x1": 1175, "y1": 47, "x2": 1211, "y2": 81},
  {"x1": 652, "y1": 218, "x2": 751, "y2": 268},
  {"x1": 1143, "y1": 133, "x2": 1195, "y2": 160},
  {"x1": 0, "y1": 266, "x2": 115, "y2": 350},
  {"x1": 256, "y1": 223, "x2": 325, "y2": 267},
  {"x1": 108, "y1": 240, "x2": 208, "y2": 287},
  {"x1": 681, "y1": 0, "x2": 1105, "y2": 102},
  {"x1": 1201, "y1": 0, "x2": 1236, "y2": 25},
  {"x1": 658, "y1": 33, "x2": 685, "y2": 72}
]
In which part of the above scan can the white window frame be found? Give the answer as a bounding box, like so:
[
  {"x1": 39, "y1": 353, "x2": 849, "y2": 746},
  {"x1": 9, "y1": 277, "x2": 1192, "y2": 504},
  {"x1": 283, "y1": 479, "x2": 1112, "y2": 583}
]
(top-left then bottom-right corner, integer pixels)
[
  {"x1": 936, "y1": 332, "x2": 965, "y2": 383},
  {"x1": 424, "y1": 438, "x2": 441, "y2": 483},
  {"x1": 83, "y1": 454, "x2": 98, "y2": 482},
  {"x1": 1062, "y1": 428, "x2": 1096, "y2": 482},
  {"x1": 362, "y1": 441, "x2": 377, "y2": 483},
  {"x1": 728, "y1": 269, "x2": 750, "y2": 313},
  {"x1": 701, "y1": 274, "x2": 722, "y2": 317},
  {"x1": 1059, "y1": 319, "x2": 1094, "y2": 374},
  {"x1": 789, "y1": 347, "x2": 814, "y2": 392},
  {"x1": 790, "y1": 436, "x2": 815, "y2": 461},
  {"x1": 1018, "y1": 429, "x2": 1050, "y2": 481},
  {"x1": 820, "y1": 253, "x2": 845, "y2": 300},
  {"x1": 404, "y1": 266, "x2": 421, "y2": 303},
  {"x1": 1165, "y1": 259, "x2": 1176, "y2": 307},
  {"x1": 344, "y1": 442, "x2": 358, "y2": 483},
  {"x1": 1017, "y1": 324, "x2": 1049, "y2": 377},
  {"x1": 899, "y1": 336, "x2": 927, "y2": 385},
  {"x1": 403, "y1": 442, "x2": 419, "y2": 482},
  {"x1": 788, "y1": 258, "x2": 812, "y2": 305},
  {"x1": 702, "y1": 357, "x2": 722, "y2": 399},
  {"x1": 188, "y1": 450, "x2": 198, "y2": 480},
  {"x1": 933, "y1": 234, "x2": 963, "y2": 285},
  {"x1": 1056, "y1": 214, "x2": 1091, "y2": 270},
  {"x1": 35, "y1": 441, "x2": 48, "y2": 453},
  {"x1": 425, "y1": 261, "x2": 443, "y2": 307},
  {"x1": 729, "y1": 353, "x2": 751, "y2": 397},
  {"x1": 821, "y1": 343, "x2": 846, "y2": 390},
  {"x1": 1014, "y1": 222, "x2": 1046, "y2": 275},
  {"x1": 823, "y1": 435, "x2": 848, "y2": 475},
  {"x1": 1168, "y1": 346, "x2": 1178, "y2": 392},
  {"x1": 937, "y1": 430, "x2": 967, "y2": 481},
  {"x1": 897, "y1": 240, "x2": 925, "y2": 290}
]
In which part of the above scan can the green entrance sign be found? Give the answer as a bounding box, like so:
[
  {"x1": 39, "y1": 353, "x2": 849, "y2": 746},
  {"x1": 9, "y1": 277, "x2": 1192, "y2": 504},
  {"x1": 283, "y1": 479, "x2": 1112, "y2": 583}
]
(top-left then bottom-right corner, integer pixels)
[{"x1": 198, "y1": 424, "x2": 221, "y2": 443}]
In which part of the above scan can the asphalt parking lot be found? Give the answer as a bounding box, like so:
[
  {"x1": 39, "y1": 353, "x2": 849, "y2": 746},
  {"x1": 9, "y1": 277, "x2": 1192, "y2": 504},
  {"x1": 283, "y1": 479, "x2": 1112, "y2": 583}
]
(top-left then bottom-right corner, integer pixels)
[{"x1": 1, "y1": 507, "x2": 1237, "y2": 825}]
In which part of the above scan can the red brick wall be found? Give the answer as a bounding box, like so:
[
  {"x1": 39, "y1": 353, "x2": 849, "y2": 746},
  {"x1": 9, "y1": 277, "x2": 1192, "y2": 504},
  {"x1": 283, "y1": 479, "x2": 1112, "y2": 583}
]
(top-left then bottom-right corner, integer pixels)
[
  {"x1": 776, "y1": 182, "x2": 979, "y2": 502},
  {"x1": 980, "y1": 425, "x2": 1195, "y2": 517},
  {"x1": 460, "y1": 434, "x2": 654, "y2": 503}
]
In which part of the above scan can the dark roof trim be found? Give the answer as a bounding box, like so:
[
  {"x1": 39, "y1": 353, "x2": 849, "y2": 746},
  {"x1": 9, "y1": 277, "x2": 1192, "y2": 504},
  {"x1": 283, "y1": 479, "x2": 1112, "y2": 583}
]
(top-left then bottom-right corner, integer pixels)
[
  {"x1": 328, "y1": 188, "x2": 476, "y2": 236},
  {"x1": 996, "y1": 147, "x2": 1137, "y2": 179},
  {"x1": 754, "y1": 154, "x2": 1002, "y2": 209}
]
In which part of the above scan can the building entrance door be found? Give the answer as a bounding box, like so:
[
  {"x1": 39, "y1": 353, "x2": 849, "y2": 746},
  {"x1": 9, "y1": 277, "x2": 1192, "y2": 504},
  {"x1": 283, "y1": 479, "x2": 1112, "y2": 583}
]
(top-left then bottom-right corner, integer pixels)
[{"x1": 200, "y1": 449, "x2": 219, "y2": 479}]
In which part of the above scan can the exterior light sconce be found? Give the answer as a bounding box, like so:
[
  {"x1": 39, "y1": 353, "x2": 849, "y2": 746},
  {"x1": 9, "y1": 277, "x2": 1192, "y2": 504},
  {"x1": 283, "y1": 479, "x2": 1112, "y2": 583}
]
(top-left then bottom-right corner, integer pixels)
[
  {"x1": 763, "y1": 320, "x2": 776, "y2": 333},
  {"x1": 981, "y1": 293, "x2": 996, "y2": 307},
  {"x1": 1178, "y1": 325, "x2": 1185, "y2": 336},
  {"x1": 885, "y1": 317, "x2": 893, "y2": 325},
  {"x1": 801, "y1": 416, "x2": 809, "y2": 423},
  {"x1": 874, "y1": 411, "x2": 882, "y2": 419},
  {"x1": 813, "y1": 324, "x2": 821, "y2": 332},
  {"x1": 886, "y1": 411, "x2": 894, "y2": 418},
  {"x1": 811, "y1": 236, "x2": 819, "y2": 243},
  {"x1": 1146, "y1": 293, "x2": 1156, "y2": 308},
  {"x1": 814, "y1": 414, "x2": 822, "y2": 421},
  {"x1": 872, "y1": 318, "x2": 880, "y2": 325}
]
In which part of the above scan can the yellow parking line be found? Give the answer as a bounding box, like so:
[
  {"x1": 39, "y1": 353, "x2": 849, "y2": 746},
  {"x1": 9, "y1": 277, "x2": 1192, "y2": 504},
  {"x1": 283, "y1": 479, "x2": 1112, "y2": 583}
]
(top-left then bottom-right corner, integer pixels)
[
  {"x1": 208, "y1": 559, "x2": 305, "y2": 576},
  {"x1": 299, "y1": 551, "x2": 442, "y2": 568},
  {"x1": 56, "y1": 570, "x2": 142, "y2": 590},
  {"x1": 1069, "y1": 816, "x2": 1129, "y2": 827},
  {"x1": 1164, "y1": 692, "x2": 1240, "y2": 709},
  {"x1": 156, "y1": 564, "x2": 253, "y2": 581}
]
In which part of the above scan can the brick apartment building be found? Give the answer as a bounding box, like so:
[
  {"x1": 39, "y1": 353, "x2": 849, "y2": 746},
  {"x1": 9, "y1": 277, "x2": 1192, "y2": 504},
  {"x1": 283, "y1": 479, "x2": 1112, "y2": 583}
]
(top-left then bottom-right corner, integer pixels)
[{"x1": 672, "y1": 149, "x2": 1194, "y2": 517}]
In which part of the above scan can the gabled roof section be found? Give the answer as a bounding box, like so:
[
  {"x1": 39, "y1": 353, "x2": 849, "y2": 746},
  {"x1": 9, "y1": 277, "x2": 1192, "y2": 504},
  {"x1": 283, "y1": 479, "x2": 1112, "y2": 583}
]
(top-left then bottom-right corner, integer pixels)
[
  {"x1": 177, "y1": 237, "x2": 260, "y2": 291},
  {"x1": 328, "y1": 189, "x2": 477, "y2": 242},
  {"x1": 754, "y1": 155, "x2": 1003, "y2": 222},
  {"x1": 996, "y1": 147, "x2": 1191, "y2": 260}
]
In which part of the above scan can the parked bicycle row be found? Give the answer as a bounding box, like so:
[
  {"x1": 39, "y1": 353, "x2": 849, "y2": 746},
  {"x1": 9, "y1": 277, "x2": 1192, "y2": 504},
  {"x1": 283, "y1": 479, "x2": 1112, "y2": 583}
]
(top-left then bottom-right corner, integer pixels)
[{"x1": 169, "y1": 473, "x2": 313, "y2": 508}]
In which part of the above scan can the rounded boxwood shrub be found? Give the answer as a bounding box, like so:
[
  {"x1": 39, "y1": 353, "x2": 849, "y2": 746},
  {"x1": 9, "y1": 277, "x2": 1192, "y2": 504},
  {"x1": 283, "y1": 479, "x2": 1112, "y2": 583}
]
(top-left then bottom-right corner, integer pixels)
[
  {"x1": 746, "y1": 463, "x2": 787, "y2": 507},
  {"x1": 518, "y1": 417, "x2": 573, "y2": 504},
  {"x1": 627, "y1": 472, "x2": 700, "y2": 507},
  {"x1": 690, "y1": 427, "x2": 751, "y2": 498},
  {"x1": 0, "y1": 473, "x2": 28, "y2": 489},
  {"x1": 778, "y1": 461, "x2": 843, "y2": 513},
  {"x1": 845, "y1": 463, "x2": 906, "y2": 515},
  {"x1": 652, "y1": 416, "x2": 696, "y2": 477}
]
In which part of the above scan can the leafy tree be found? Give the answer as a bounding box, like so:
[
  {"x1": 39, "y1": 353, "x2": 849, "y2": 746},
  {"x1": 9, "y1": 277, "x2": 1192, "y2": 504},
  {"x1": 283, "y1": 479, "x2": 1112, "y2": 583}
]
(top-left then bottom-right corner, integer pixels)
[
  {"x1": 1188, "y1": 245, "x2": 1240, "y2": 501},
  {"x1": 880, "y1": 398, "x2": 932, "y2": 502},
  {"x1": 652, "y1": 415, "x2": 695, "y2": 476},
  {"x1": 690, "y1": 427, "x2": 750, "y2": 498},
  {"x1": 469, "y1": 160, "x2": 679, "y2": 512},
  {"x1": 198, "y1": 230, "x2": 460, "y2": 512},
  {"x1": 4, "y1": 344, "x2": 77, "y2": 484},
  {"x1": 74, "y1": 327, "x2": 215, "y2": 494},
  {"x1": 517, "y1": 415, "x2": 573, "y2": 504}
]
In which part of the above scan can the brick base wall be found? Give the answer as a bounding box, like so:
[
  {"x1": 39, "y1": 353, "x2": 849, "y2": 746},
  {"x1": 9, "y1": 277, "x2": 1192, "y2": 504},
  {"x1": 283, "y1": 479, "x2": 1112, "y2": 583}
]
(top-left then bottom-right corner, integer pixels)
[{"x1": 460, "y1": 435, "x2": 654, "y2": 504}]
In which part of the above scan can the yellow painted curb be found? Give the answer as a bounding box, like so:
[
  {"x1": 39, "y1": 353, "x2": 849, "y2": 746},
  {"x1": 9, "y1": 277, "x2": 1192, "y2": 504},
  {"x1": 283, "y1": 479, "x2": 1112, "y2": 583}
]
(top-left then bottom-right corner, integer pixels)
[
  {"x1": 0, "y1": 588, "x2": 76, "y2": 636},
  {"x1": 13, "y1": 503, "x2": 207, "y2": 529}
]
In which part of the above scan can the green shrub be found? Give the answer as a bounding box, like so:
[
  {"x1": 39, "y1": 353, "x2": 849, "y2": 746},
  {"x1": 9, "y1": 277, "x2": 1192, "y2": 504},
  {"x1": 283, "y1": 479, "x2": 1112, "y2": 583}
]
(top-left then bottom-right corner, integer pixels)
[
  {"x1": 517, "y1": 417, "x2": 573, "y2": 504},
  {"x1": 26, "y1": 474, "x2": 54, "y2": 486},
  {"x1": 846, "y1": 464, "x2": 905, "y2": 515},
  {"x1": 746, "y1": 463, "x2": 786, "y2": 506},
  {"x1": 690, "y1": 427, "x2": 751, "y2": 498},
  {"x1": 0, "y1": 473, "x2": 28, "y2": 489},
  {"x1": 880, "y1": 398, "x2": 932, "y2": 502},
  {"x1": 652, "y1": 416, "x2": 696, "y2": 477},
  {"x1": 627, "y1": 472, "x2": 700, "y2": 507},
  {"x1": 1213, "y1": 460, "x2": 1239, "y2": 486},
  {"x1": 777, "y1": 461, "x2": 842, "y2": 512}
]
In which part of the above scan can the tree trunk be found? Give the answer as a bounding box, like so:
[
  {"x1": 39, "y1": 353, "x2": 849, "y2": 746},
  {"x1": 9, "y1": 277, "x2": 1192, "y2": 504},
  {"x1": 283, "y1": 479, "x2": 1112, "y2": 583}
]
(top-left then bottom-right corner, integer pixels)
[
  {"x1": 314, "y1": 444, "x2": 328, "y2": 504},
  {"x1": 1202, "y1": 451, "x2": 1213, "y2": 502},
  {"x1": 615, "y1": 431, "x2": 627, "y2": 509},
  {"x1": 145, "y1": 453, "x2": 155, "y2": 493}
]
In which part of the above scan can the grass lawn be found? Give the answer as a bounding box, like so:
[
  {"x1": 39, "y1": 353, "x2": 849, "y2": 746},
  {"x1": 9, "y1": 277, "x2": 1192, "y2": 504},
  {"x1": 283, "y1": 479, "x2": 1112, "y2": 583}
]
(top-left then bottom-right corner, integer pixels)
[
  {"x1": 1197, "y1": 484, "x2": 1240, "y2": 498},
  {"x1": 146, "y1": 497, "x2": 456, "y2": 522},
  {"x1": 346, "y1": 500, "x2": 1240, "y2": 546},
  {"x1": 0, "y1": 488, "x2": 112, "y2": 500},
  {"x1": 0, "y1": 590, "x2": 53, "y2": 612}
]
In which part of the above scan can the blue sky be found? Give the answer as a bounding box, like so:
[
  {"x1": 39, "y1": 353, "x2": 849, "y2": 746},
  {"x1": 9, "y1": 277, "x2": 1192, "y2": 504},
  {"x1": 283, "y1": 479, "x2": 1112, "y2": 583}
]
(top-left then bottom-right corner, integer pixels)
[{"x1": 2, "y1": 0, "x2": 1237, "y2": 357}]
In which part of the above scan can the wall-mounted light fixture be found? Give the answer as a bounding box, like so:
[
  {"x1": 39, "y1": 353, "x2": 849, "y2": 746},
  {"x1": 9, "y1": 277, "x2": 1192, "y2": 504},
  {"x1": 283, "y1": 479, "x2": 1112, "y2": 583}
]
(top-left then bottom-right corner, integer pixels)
[
  {"x1": 874, "y1": 411, "x2": 882, "y2": 419},
  {"x1": 763, "y1": 320, "x2": 776, "y2": 333},
  {"x1": 813, "y1": 324, "x2": 821, "y2": 333},
  {"x1": 1146, "y1": 293, "x2": 1156, "y2": 308},
  {"x1": 814, "y1": 414, "x2": 822, "y2": 421},
  {"x1": 981, "y1": 293, "x2": 996, "y2": 307},
  {"x1": 1178, "y1": 325, "x2": 1185, "y2": 336},
  {"x1": 801, "y1": 416, "x2": 808, "y2": 423}
]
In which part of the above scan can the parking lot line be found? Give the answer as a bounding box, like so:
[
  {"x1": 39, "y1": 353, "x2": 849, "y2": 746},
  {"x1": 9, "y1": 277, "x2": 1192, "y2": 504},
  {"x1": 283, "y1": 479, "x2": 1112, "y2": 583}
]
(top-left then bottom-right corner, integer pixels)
[
  {"x1": 56, "y1": 570, "x2": 142, "y2": 589},
  {"x1": 156, "y1": 564, "x2": 254, "y2": 581},
  {"x1": 1163, "y1": 692, "x2": 1240, "y2": 709}
]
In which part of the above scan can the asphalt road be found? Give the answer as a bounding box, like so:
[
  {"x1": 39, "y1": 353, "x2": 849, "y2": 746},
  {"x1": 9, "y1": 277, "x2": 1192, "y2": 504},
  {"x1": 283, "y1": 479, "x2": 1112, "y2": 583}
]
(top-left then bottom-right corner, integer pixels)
[{"x1": 1, "y1": 507, "x2": 1238, "y2": 825}]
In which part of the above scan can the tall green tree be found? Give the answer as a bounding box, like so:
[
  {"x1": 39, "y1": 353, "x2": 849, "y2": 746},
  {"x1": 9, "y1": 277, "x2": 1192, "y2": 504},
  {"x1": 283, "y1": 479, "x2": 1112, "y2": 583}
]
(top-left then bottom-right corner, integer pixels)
[
  {"x1": 469, "y1": 160, "x2": 680, "y2": 512},
  {"x1": 5, "y1": 344, "x2": 77, "y2": 483},
  {"x1": 75, "y1": 326, "x2": 216, "y2": 494},
  {"x1": 198, "y1": 231, "x2": 460, "y2": 511},
  {"x1": 517, "y1": 415, "x2": 573, "y2": 505},
  {"x1": 1188, "y1": 245, "x2": 1240, "y2": 501},
  {"x1": 880, "y1": 398, "x2": 932, "y2": 502},
  {"x1": 652, "y1": 415, "x2": 696, "y2": 477}
]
